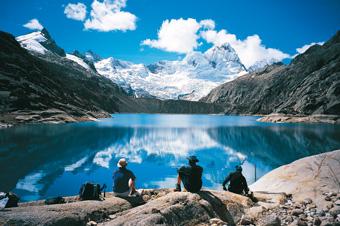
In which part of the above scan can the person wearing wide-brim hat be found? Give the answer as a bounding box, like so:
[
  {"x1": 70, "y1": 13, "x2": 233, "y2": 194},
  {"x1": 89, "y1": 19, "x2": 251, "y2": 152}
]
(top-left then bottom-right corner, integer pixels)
[
  {"x1": 175, "y1": 155, "x2": 203, "y2": 193},
  {"x1": 112, "y1": 158, "x2": 139, "y2": 197}
]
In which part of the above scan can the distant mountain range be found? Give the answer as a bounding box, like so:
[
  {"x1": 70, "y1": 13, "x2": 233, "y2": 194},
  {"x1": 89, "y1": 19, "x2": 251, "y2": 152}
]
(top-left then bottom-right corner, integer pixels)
[
  {"x1": 0, "y1": 30, "x2": 222, "y2": 125},
  {"x1": 15, "y1": 28, "x2": 251, "y2": 101},
  {"x1": 202, "y1": 31, "x2": 340, "y2": 115}
]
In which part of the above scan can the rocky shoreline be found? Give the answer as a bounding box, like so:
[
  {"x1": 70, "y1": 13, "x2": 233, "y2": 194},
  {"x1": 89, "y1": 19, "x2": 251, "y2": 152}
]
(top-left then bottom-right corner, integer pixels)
[
  {"x1": 2, "y1": 112, "x2": 339, "y2": 130},
  {"x1": 1, "y1": 150, "x2": 339, "y2": 226},
  {"x1": 0, "y1": 109, "x2": 112, "y2": 129},
  {"x1": 258, "y1": 114, "x2": 340, "y2": 124}
]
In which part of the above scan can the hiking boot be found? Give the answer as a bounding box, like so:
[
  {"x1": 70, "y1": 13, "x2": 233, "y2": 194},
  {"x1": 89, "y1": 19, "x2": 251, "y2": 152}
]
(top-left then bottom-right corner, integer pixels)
[
  {"x1": 174, "y1": 184, "x2": 181, "y2": 192},
  {"x1": 129, "y1": 189, "x2": 140, "y2": 197}
]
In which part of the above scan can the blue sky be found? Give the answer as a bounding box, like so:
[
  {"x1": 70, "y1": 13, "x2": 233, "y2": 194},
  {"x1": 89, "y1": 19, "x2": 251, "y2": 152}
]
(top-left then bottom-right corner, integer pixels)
[{"x1": 1, "y1": 0, "x2": 340, "y2": 65}]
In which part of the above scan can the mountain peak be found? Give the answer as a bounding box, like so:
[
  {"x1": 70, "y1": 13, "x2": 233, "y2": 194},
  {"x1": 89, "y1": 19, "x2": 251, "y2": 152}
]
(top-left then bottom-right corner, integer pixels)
[
  {"x1": 16, "y1": 28, "x2": 65, "y2": 57},
  {"x1": 84, "y1": 50, "x2": 102, "y2": 62},
  {"x1": 204, "y1": 43, "x2": 246, "y2": 72}
]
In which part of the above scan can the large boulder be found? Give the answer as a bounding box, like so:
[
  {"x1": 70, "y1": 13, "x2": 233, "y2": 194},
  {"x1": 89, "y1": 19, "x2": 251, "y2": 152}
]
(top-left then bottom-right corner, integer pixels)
[
  {"x1": 0, "y1": 197, "x2": 132, "y2": 226},
  {"x1": 100, "y1": 191, "x2": 237, "y2": 226},
  {"x1": 250, "y1": 149, "x2": 340, "y2": 209}
]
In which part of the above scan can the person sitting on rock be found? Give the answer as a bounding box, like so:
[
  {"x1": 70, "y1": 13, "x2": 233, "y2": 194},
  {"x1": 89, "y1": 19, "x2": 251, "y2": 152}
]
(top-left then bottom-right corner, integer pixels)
[
  {"x1": 112, "y1": 158, "x2": 139, "y2": 197},
  {"x1": 175, "y1": 156, "x2": 203, "y2": 193},
  {"x1": 222, "y1": 165, "x2": 249, "y2": 195}
]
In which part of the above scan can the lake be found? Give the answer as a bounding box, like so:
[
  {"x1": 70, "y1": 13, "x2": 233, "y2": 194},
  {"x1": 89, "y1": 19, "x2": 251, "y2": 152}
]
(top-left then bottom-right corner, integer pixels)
[{"x1": 1, "y1": 114, "x2": 340, "y2": 202}]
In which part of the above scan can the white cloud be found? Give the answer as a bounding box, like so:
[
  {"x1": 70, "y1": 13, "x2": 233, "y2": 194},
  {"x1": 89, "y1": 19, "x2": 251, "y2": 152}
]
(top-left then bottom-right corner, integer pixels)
[
  {"x1": 23, "y1": 19, "x2": 43, "y2": 30},
  {"x1": 296, "y1": 42, "x2": 324, "y2": 54},
  {"x1": 199, "y1": 19, "x2": 215, "y2": 30},
  {"x1": 201, "y1": 29, "x2": 290, "y2": 68},
  {"x1": 142, "y1": 18, "x2": 210, "y2": 54},
  {"x1": 64, "y1": 3, "x2": 87, "y2": 21},
  {"x1": 142, "y1": 18, "x2": 289, "y2": 67},
  {"x1": 84, "y1": 0, "x2": 137, "y2": 32}
]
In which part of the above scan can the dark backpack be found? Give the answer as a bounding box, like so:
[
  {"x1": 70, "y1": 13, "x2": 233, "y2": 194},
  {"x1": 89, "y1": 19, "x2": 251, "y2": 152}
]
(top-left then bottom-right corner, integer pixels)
[
  {"x1": 5, "y1": 192, "x2": 19, "y2": 208},
  {"x1": 45, "y1": 196, "x2": 65, "y2": 205},
  {"x1": 79, "y1": 182, "x2": 106, "y2": 200}
]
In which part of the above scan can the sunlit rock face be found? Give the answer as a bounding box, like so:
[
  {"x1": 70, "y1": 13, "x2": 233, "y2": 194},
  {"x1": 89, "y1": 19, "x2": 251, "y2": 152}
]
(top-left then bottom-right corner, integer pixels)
[{"x1": 1, "y1": 114, "x2": 339, "y2": 201}]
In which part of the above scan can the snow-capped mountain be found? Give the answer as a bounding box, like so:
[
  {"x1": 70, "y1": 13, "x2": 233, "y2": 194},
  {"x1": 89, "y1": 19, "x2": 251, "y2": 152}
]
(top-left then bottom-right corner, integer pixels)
[
  {"x1": 16, "y1": 29, "x2": 248, "y2": 101},
  {"x1": 95, "y1": 43, "x2": 247, "y2": 100},
  {"x1": 16, "y1": 29, "x2": 96, "y2": 73},
  {"x1": 16, "y1": 28, "x2": 65, "y2": 57}
]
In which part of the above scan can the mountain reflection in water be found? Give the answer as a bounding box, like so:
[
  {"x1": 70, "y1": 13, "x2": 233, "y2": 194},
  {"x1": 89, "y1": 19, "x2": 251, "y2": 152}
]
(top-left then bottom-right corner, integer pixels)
[{"x1": 0, "y1": 114, "x2": 339, "y2": 201}]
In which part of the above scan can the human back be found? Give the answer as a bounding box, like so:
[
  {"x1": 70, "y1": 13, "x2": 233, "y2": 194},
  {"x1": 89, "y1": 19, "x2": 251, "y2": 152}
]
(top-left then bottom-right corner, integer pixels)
[
  {"x1": 176, "y1": 156, "x2": 203, "y2": 193},
  {"x1": 112, "y1": 167, "x2": 135, "y2": 193}
]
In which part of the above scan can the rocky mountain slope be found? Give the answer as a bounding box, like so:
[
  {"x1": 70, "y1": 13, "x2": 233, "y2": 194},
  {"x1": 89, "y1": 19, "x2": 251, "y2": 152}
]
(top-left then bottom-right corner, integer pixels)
[
  {"x1": 1, "y1": 151, "x2": 339, "y2": 226},
  {"x1": 202, "y1": 31, "x2": 340, "y2": 116},
  {"x1": 0, "y1": 31, "x2": 223, "y2": 126}
]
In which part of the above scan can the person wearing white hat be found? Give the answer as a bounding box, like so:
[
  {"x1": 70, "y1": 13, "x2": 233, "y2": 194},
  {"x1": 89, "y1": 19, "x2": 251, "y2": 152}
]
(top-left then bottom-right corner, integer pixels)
[{"x1": 112, "y1": 158, "x2": 138, "y2": 197}]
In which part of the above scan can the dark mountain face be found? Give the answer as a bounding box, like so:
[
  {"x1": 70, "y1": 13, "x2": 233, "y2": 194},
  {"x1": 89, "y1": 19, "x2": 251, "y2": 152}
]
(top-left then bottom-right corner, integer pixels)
[
  {"x1": 0, "y1": 31, "x2": 222, "y2": 125},
  {"x1": 39, "y1": 28, "x2": 66, "y2": 57},
  {"x1": 202, "y1": 31, "x2": 340, "y2": 115}
]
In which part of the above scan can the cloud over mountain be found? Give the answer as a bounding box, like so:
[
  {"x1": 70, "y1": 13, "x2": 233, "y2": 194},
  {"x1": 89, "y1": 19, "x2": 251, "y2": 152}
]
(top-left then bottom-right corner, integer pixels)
[
  {"x1": 64, "y1": 3, "x2": 87, "y2": 21},
  {"x1": 201, "y1": 29, "x2": 290, "y2": 68},
  {"x1": 23, "y1": 19, "x2": 43, "y2": 31},
  {"x1": 143, "y1": 18, "x2": 290, "y2": 68},
  {"x1": 84, "y1": 0, "x2": 137, "y2": 32},
  {"x1": 142, "y1": 18, "x2": 204, "y2": 54}
]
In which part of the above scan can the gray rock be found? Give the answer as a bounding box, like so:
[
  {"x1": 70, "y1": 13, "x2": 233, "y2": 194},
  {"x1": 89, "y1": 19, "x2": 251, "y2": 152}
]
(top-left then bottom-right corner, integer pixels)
[
  {"x1": 286, "y1": 216, "x2": 294, "y2": 223},
  {"x1": 304, "y1": 198, "x2": 313, "y2": 205},
  {"x1": 320, "y1": 217, "x2": 335, "y2": 226},
  {"x1": 87, "y1": 221, "x2": 98, "y2": 226},
  {"x1": 240, "y1": 215, "x2": 253, "y2": 225},
  {"x1": 298, "y1": 219, "x2": 308, "y2": 226},
  {"x1": 335, "y1": 200, "x2": 340, "y2": 206},
  {"x1": 313, "y1": 217, "x2": 321, "y2": 226},
  {"x1": 209, "y1": 218, "x2": 228, "y2": 226},
  {"x1": 329, "y1": 206, "x2": 340, "y2": 217},
  {"x1": 260, "y1": 214, "x2": 281, "y2": 226},
  {"x1": 292, "y1": 209, "x2": 305, "y2": 216}
]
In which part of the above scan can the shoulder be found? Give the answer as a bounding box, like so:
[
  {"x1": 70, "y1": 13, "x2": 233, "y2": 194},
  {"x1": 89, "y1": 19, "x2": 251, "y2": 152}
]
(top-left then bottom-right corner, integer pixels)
[
  {"x1": 125, "y1": 169, "x2": 136, "y2": 176},
  {"x1": 179, "y1": 166, "x2": 188, "y2": 171}
]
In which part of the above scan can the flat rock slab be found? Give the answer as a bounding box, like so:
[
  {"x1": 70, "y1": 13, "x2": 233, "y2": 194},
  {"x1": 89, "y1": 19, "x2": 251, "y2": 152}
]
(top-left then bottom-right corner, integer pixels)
[
  {"x1": 250, "y1": 149, "x2": 340, "y2": 209},
  {"x1": 0, "y1": 197, "x2": 132, "y2": 226}
]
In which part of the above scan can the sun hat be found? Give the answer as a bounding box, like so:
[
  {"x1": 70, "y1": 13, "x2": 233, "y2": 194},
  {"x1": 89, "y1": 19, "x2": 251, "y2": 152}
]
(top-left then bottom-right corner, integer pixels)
[
  {"x1": 187, "y1": 156, "x2": 199, "y2": 163},
  {"x1": 117, "y1": 158, "x2": 128, "y2": 167}
]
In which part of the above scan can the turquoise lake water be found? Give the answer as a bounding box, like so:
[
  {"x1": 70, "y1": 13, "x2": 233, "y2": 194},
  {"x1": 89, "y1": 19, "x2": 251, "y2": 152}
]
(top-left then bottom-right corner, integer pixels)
[{"x1": 1, "y1": 114, "x2": 340, "y2": 201}]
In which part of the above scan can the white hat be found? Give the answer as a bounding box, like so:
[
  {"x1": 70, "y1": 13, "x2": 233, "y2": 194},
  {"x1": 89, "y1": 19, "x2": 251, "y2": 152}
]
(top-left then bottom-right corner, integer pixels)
[{"x1": 117, "y1": 158, "x2": 127, "y2": 167}]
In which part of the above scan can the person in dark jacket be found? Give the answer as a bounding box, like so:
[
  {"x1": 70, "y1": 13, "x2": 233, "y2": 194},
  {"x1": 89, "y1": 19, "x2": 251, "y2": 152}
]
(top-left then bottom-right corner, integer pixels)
[
  {"x1": 112, "y1": 158, "x2": 138, "y2": 197},
  {"x1": 222, "y1": 165, "x2": 249, "y2": 195},
  {"x1": 175, "y1": 156, "x2": 203, "y2": 193}
]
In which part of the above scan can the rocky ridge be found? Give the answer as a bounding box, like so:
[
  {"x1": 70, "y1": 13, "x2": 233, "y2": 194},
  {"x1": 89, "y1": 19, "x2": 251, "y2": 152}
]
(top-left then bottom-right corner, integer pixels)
[{"x1": 202, "y1": 31, "x2": 340, "y2": 117}]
